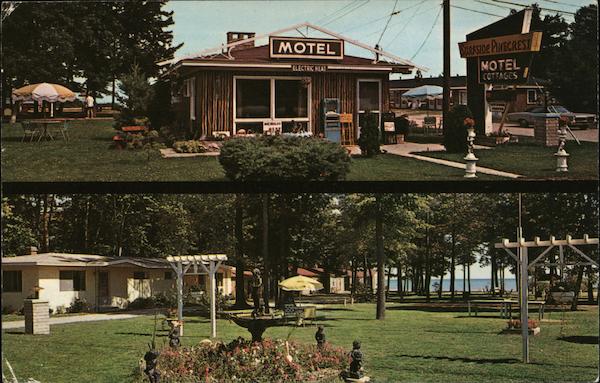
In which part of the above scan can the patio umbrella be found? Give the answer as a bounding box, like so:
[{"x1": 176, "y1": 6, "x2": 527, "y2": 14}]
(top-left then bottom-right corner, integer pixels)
[
  {"x1": 402, "y1": 85, "x2": 443, "y2": 100},
  {"x1": 12, "y1": 82, "x2": 77, "y2": 117},
  {"x1": 278, "y1": 275, "x2": 324, "y2": 292}
]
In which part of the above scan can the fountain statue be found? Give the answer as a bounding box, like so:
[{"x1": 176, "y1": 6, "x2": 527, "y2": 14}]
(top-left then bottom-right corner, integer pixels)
[
  {"x1": 341, "y1": 340, "x2": 370, "y2": 382},
  {"x1": 251, "y1": 268, "x2": 263, "y2": 318}
]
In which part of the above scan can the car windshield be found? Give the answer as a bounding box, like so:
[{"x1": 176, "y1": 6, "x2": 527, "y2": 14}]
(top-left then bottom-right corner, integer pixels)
[
  {"x1": 549, "y1": 106, "x2": 570, "y2": 113},
  {"x1": 527, "y1": 107, "x2": 544, "y2": 113}
]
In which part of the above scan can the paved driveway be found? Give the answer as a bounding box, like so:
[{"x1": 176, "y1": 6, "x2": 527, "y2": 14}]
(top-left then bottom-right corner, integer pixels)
[{"x1": 495, "y1": 123, "x2": 598, "y2": 142}]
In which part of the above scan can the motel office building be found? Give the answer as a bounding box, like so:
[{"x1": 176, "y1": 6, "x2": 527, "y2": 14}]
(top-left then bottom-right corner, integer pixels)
[{"x1": 166, "y1": 24, "x2": 420, "y2": 142}]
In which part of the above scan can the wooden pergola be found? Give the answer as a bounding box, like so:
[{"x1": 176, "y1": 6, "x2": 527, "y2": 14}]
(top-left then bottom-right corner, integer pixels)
[
  {"x1": 166, "y1": 254, "x2": 228, "y2": 338},
  {"x1": 494, "y1": 235, "x2": 598, "y2": 363}
]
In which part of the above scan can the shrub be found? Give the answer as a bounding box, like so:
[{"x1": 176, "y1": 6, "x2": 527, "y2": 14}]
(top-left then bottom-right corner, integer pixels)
[
  {"x1": 357, "y1": 111, "x2": 380, "y2": 157},
  {"x1": 128, "y1": 297, "x2": 157, "y2": 310},
  {"x1": 134, "y1": 337, "x2": 347, "y2": 382},
  {"x1": 114, "y1": 63, "x2": 154, "y2": 129},
  {"x1": 353, "y1": 282, "x2": 374, "y2": 303},
  {"x1": 443, "y1": 104, "x2": 473, "y2": 153},
  {"x1": 67, "y1": 298, "x2": 89, "y2": 313},
  {"x1": 219, "y1": 135, "x2": 351, "y2": 181},
  {"x1": 172, "y1": 140, "x2": 207, "y2": 153}
]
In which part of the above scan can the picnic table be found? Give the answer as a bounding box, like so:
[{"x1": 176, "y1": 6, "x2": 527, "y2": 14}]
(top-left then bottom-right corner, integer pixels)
[
  {"x1": 467, "y1": 299, "x2": 546, "y2": 320},
  {"x1": 27, "y1": 118, "x2": 66, "y2": 141}
]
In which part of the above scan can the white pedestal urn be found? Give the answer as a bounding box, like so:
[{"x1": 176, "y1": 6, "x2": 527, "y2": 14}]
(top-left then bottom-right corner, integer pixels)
[
  {"x1": 464, "y1": 122, "x2": 478, "y2": 178},
  {"x1": 555, "y1": 124, "x2": 569, "y2": 172}
]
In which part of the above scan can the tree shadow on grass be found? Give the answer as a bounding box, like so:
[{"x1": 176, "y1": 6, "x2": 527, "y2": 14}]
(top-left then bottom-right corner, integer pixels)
[
  {"x1": 558, "y1": 335, "x2": 598, "y2": 345},
  {"x1": 318, "y1": 308, "x2": 356, "y2": 312},
  {"x1": 398, "y1": 353, "x2": 520, "y2": 364},
  {"x1": 387, "y1": 305, "x2": 469, "y2": 314},
  {"x1": 2, "y1": 330, "x2": 25, "y2": 335},
  {"x1": 115, "y1": 332, "x2": 168, "y2": 337}
]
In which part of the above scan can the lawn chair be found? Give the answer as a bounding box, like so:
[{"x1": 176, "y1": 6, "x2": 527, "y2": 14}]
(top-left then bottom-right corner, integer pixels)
[
  {"x1": 21, "y1": 121, "x2": 40, "y2": 142},
  {"x1": 423, "y1": 116, "x2": 437, "y2": 135}
]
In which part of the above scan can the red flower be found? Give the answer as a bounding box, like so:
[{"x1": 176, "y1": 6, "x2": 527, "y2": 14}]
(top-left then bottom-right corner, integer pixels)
[{"x1": 463, "y1": 117, "x2": 475, "y2": 127}]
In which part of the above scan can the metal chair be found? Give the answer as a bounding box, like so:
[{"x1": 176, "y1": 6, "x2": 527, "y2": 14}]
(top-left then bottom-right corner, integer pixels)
[
  {"x1": 21, "y1": 121, "x2": 40, "y2": 142},
  {"x1": 59, "y1": 120, "x2": 70, "y2": 141}
]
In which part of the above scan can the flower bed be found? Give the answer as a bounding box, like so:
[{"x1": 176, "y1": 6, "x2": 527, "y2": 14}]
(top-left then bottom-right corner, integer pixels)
[
  {"x1": 135, "y1": 338, "x2": 347, "y2": 382},
  {"x1": 502, "y1": 319, "x2": 540, "y2": 336}
]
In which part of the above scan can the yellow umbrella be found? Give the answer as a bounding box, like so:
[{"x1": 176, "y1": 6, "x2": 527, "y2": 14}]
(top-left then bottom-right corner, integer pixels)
[
  {"x1": 12, "y1": 83, "x2": 76, "y2": 103},
  {"x1": 279, "y1": 275, "x2": 324, "y2": 292}
]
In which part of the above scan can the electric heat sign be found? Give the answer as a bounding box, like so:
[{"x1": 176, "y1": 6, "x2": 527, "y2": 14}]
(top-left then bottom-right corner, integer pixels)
[{"x1": 269, "y1": 37, "x2": 344, "y2": 60}]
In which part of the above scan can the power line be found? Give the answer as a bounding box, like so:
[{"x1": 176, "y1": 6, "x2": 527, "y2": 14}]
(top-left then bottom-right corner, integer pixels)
[
  {"x1": 538, "y1": 0, "x2": 582, "y2": 8},
  {"x1": 323, "y1": 0, "x2": 372, "y2": 27},
  {"x1": 411, "y1": 4, "x2": 443, "y2": 60},
  {"x1": 315, "y1": 0, "x2": 361, "y2": 26},
  {"x1": 376, "y1": 0, "x2": 399, "y2": 47},
  {"x1": 451, "y1": 4, "x2": 504, "y2": 17},
  {"x1": 385, "y1": 0, "x2": 430, "y2": 47},
  {"x1": 488, "y1": 0, "x2": 577, "y2": 15}
]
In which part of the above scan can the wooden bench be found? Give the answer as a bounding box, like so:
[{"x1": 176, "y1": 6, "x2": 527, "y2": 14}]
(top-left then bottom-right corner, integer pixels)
[{"x1": 467, "y1": 299, "x2": 546, "y2": 320}]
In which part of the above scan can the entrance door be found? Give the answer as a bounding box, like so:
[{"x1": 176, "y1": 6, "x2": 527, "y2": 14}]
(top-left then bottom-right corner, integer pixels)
[
  {"x1": 98, "y1": 271, "x2": 109, "y2": 305},
  {"x1": 357, "y1": 79, "x2": 381, "y2": 137}
]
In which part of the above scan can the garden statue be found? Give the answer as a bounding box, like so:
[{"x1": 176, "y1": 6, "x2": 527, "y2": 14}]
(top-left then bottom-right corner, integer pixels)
[
  {"x1": 168, "y1": 325, "x2": 181, "y2": 348},
  {"x1": 251, "y1": 268, "x2": 263, "y2": 318},
  {"x1": 315, "y1": 326, "x2": 326, "y2": 350},
  {"x1": 341, "y1": 340, "x2": 369, "y2": 382},
  {"x1": 144, "y1": 348, "x2": 160, "y2": 383}
]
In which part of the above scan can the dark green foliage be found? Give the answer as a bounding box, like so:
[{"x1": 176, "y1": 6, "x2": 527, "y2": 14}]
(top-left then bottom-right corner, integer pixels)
[
  {"x1": 147, "y1": 79, "x2": 175, "y2": 131},
  {"x1": 67, "y1": 298, "x2": 90, "y2": 313},
  {"x1": 128, "y1": 297, "x2": 157, "y2": 310},
  {"x1": 114, "y1": 64, "x2": 154, "y2": 129},
  {"x1": 443, "y1": 104, "x2": 473, "y2": 153},
  {"x1": 357, "y1": 112, "x2": 380, "y2": 157},
  {"x1": 219, "y1": 136, "x2": 351, "y2": 181},
  {"x1": 394, "y1": 115, "x2": 410, "y2": 136}
]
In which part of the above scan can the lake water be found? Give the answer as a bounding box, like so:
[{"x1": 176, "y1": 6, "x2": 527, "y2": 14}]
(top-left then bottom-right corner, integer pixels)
[{"x1": 388, "y1": 278, "x2": 517, "y2": 292}]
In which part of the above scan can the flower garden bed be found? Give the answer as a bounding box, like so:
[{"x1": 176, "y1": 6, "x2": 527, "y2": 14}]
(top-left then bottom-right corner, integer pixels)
[
  {"x1": 135, "y1": 337, "x2": 348, "y2": 383},
  {"x1": 501, "y1": 319, "x2": 541, "y2": 336}
]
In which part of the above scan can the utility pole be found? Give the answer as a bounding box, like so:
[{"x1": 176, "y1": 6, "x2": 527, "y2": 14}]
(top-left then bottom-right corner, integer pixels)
[{"x1": 442, "y1": 0, "x2": 451, "y2": 132}]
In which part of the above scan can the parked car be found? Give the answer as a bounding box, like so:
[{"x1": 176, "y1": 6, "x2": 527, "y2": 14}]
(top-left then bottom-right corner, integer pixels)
[{"x1": 507, "y1": 105, "x2": 597, "y2": 129}]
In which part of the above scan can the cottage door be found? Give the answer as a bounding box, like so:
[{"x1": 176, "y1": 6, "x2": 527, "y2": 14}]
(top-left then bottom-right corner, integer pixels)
[
  {"x1": 98, "y1": 271, "x2": 110, "y2": 305},
  {"x1": 357, "y1": 79, "x2": 381, "y2": 138}
]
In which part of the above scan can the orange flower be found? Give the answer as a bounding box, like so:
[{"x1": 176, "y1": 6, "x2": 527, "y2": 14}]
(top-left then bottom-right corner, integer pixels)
[{"x1": 463, "y1": 117, "x2": 475, "y2": 127}]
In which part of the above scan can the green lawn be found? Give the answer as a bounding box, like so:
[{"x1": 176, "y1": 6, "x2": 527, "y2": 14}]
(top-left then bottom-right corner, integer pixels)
[
  {"x1": 2, "y1": 121, "x2": 503, "y2": 182},
  {"x1": 416, "y1": 142, "x2": 598, "y2": 180},
  {"x1": 2, "y1": 303, "x2": 597, "y2": 382}
]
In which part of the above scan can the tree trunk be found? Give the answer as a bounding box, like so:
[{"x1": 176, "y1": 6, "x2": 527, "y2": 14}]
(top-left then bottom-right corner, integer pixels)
[
  {"x1": 367, "y1": 266, "x2": 374, "y2": 293},
  {"x1": 571, "y1": 266, "x2": 585, "y2": 311},
  {"x1": 386, "y1": 265, "x2": 392, "y2": 297},
  {"x1": 462, "y1": 263, "x2": 466, "y2": 298},
  {"x1": 41, "y1": 194, "x2": 51, "y2": 252},
  {"x1": 491, "y1": 251, "x2": 497, "y2": 295},
  {"x1": 233, "y1": 195, "x2": 251, "y2": 309},
  {"x1": 587, "y1": 266, "x2": 595, "y2": 303},
  {"x1": 111, "y1": 76, "x2": 116, "y2": 109},
  {"x1": 398, "y1": 263, "x2": 404, "y2": 301},
  {"x1": 376, "y1": 196, "x2": 385, "y2": 320},
  {"x1": 438, "y1": 273, "x2": 444, "y2": 299},
  {"x1": 261, "y1": 194, "x2": 270, "y2": 314},
  {"x1": 351, "y1": 260, "x2": 357, "y2": 296},
  {"x1": 450, "y1": 232, "x2": 456, "y2": 299},
  {"x1": 425, "y1": 216, "x2": 431, "y2": 302}
]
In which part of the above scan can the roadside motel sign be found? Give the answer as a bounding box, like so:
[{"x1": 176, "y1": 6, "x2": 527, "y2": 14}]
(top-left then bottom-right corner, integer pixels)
[
  {"x1": 270, "y1": 36, "x2": 344, "y2": 60},
  {"x1": 459, "y1": 32, "x2": 541, "y2": 85}
]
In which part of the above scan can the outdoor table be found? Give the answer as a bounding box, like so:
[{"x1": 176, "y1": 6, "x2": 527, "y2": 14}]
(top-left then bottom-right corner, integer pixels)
[
  {"x1": 27, "y1": 119, "x2": 65, "y2": 141},
  {"x1": 467, "y1": 299, "x2": 546, "y2": 320}
]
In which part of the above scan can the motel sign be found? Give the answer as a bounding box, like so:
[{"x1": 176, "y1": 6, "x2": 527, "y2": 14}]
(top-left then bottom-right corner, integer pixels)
[{"x1": 270, "y1": 37, "x2": 344, "y2": 60}]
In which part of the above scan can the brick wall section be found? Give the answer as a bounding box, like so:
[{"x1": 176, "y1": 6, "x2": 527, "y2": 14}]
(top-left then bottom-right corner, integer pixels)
[
  {"x1": 24, "y1": 299, "x2": 50, "y2": 335},
  {"x1": 534, "y1": 116, "x2": 559, "y2": 147}
]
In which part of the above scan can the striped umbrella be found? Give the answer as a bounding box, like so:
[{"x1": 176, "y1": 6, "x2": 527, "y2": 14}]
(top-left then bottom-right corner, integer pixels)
[{"x1": 12, "y1": 82, "x2": 76, "y2": 103}]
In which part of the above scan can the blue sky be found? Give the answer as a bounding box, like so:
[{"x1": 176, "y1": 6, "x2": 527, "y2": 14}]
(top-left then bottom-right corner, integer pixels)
[{"x1": 165, "y1": 0, "x2": 590, "y2": 78}]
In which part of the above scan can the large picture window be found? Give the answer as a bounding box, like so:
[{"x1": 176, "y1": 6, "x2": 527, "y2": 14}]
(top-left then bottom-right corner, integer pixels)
[
  {"x1": 59, "y1": 270, "x2": 86, "y2": 291},
  {"x1": 236, "y1": 79, "x2": 270, "y2": 118},
  {"x1": 234, "y1": 77, "x2": 310, "y2": 133},
  {"x1": 275, "y1": 80, "x2": 308, "y2": 118},
  {"x1": 2, "y1": 270, "x2": 22, "y2": 292}
]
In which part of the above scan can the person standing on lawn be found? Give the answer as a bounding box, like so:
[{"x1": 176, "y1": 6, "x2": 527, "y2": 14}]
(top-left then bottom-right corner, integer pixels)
[{"x1": 85, "y1": 93, "x2": 95, "y2": 118}]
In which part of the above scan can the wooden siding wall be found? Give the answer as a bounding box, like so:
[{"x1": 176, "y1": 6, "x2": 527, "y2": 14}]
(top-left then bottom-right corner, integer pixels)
[
  {"x1": 194, "y1": 71, "x2": 233, "y2": 137},
  {"x1": 178, "y1": 70, "x2": 389, "y2": 137}
]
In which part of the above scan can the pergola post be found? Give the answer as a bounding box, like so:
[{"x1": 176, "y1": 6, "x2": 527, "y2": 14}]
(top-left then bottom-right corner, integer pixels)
[
  {"x1": 519, "y1": 246, "x2": 529, "y2": 363},
  {"x1": 176, "y1": 261, "x2": 184, "y2": 335}
]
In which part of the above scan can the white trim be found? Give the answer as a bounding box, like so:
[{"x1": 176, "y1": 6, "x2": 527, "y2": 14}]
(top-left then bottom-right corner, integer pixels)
[
  {"x1": 161, "y1": 21, "x2": 425, "y2": 71},
  {"x1": 179, "y1": 61, "x2": 394, "y2": 72},
  {"x1": 233, "y1": 75, "x2": 312, "y2": 134}
]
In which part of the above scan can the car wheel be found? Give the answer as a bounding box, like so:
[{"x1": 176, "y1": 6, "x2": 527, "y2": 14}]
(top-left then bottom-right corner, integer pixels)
[{"x1": 519, "y1": 119, "x2": 529, "y2": 128}]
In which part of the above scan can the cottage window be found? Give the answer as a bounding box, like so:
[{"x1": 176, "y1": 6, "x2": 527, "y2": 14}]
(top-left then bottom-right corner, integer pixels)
[
  {"x1": 2, "y1": 270, "x2": 22, "y2": 292},
  {"x1": 59, "y1": 270, "x2": 86, "y2": 291},
  {"x1": 164, "y1": 271, "x2": 173, "y2": 280},
  {"x1": 133, "y1": 272, "x2": 147, "y2": 280},
  {"x1": 236, "y1": 79, "x2": 270, "y2": 118},
  {"x1": 275, "y1": 80, "x2": 308, "y2": 118},
  {"x1": 527, "y1": 89, "x2": 539, "y2": 104}
]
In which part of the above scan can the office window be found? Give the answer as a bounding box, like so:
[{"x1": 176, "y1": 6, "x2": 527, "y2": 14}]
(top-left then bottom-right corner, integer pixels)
[
  {"x1": 2, "y1": 270, "x2": 22, "y2": 292},
  {"x1": 236, "y1": 79, "x2": 270, "y2": 118},
  {"x1": 59, "y1": 270, "x2": 86, "y2": 291}
]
